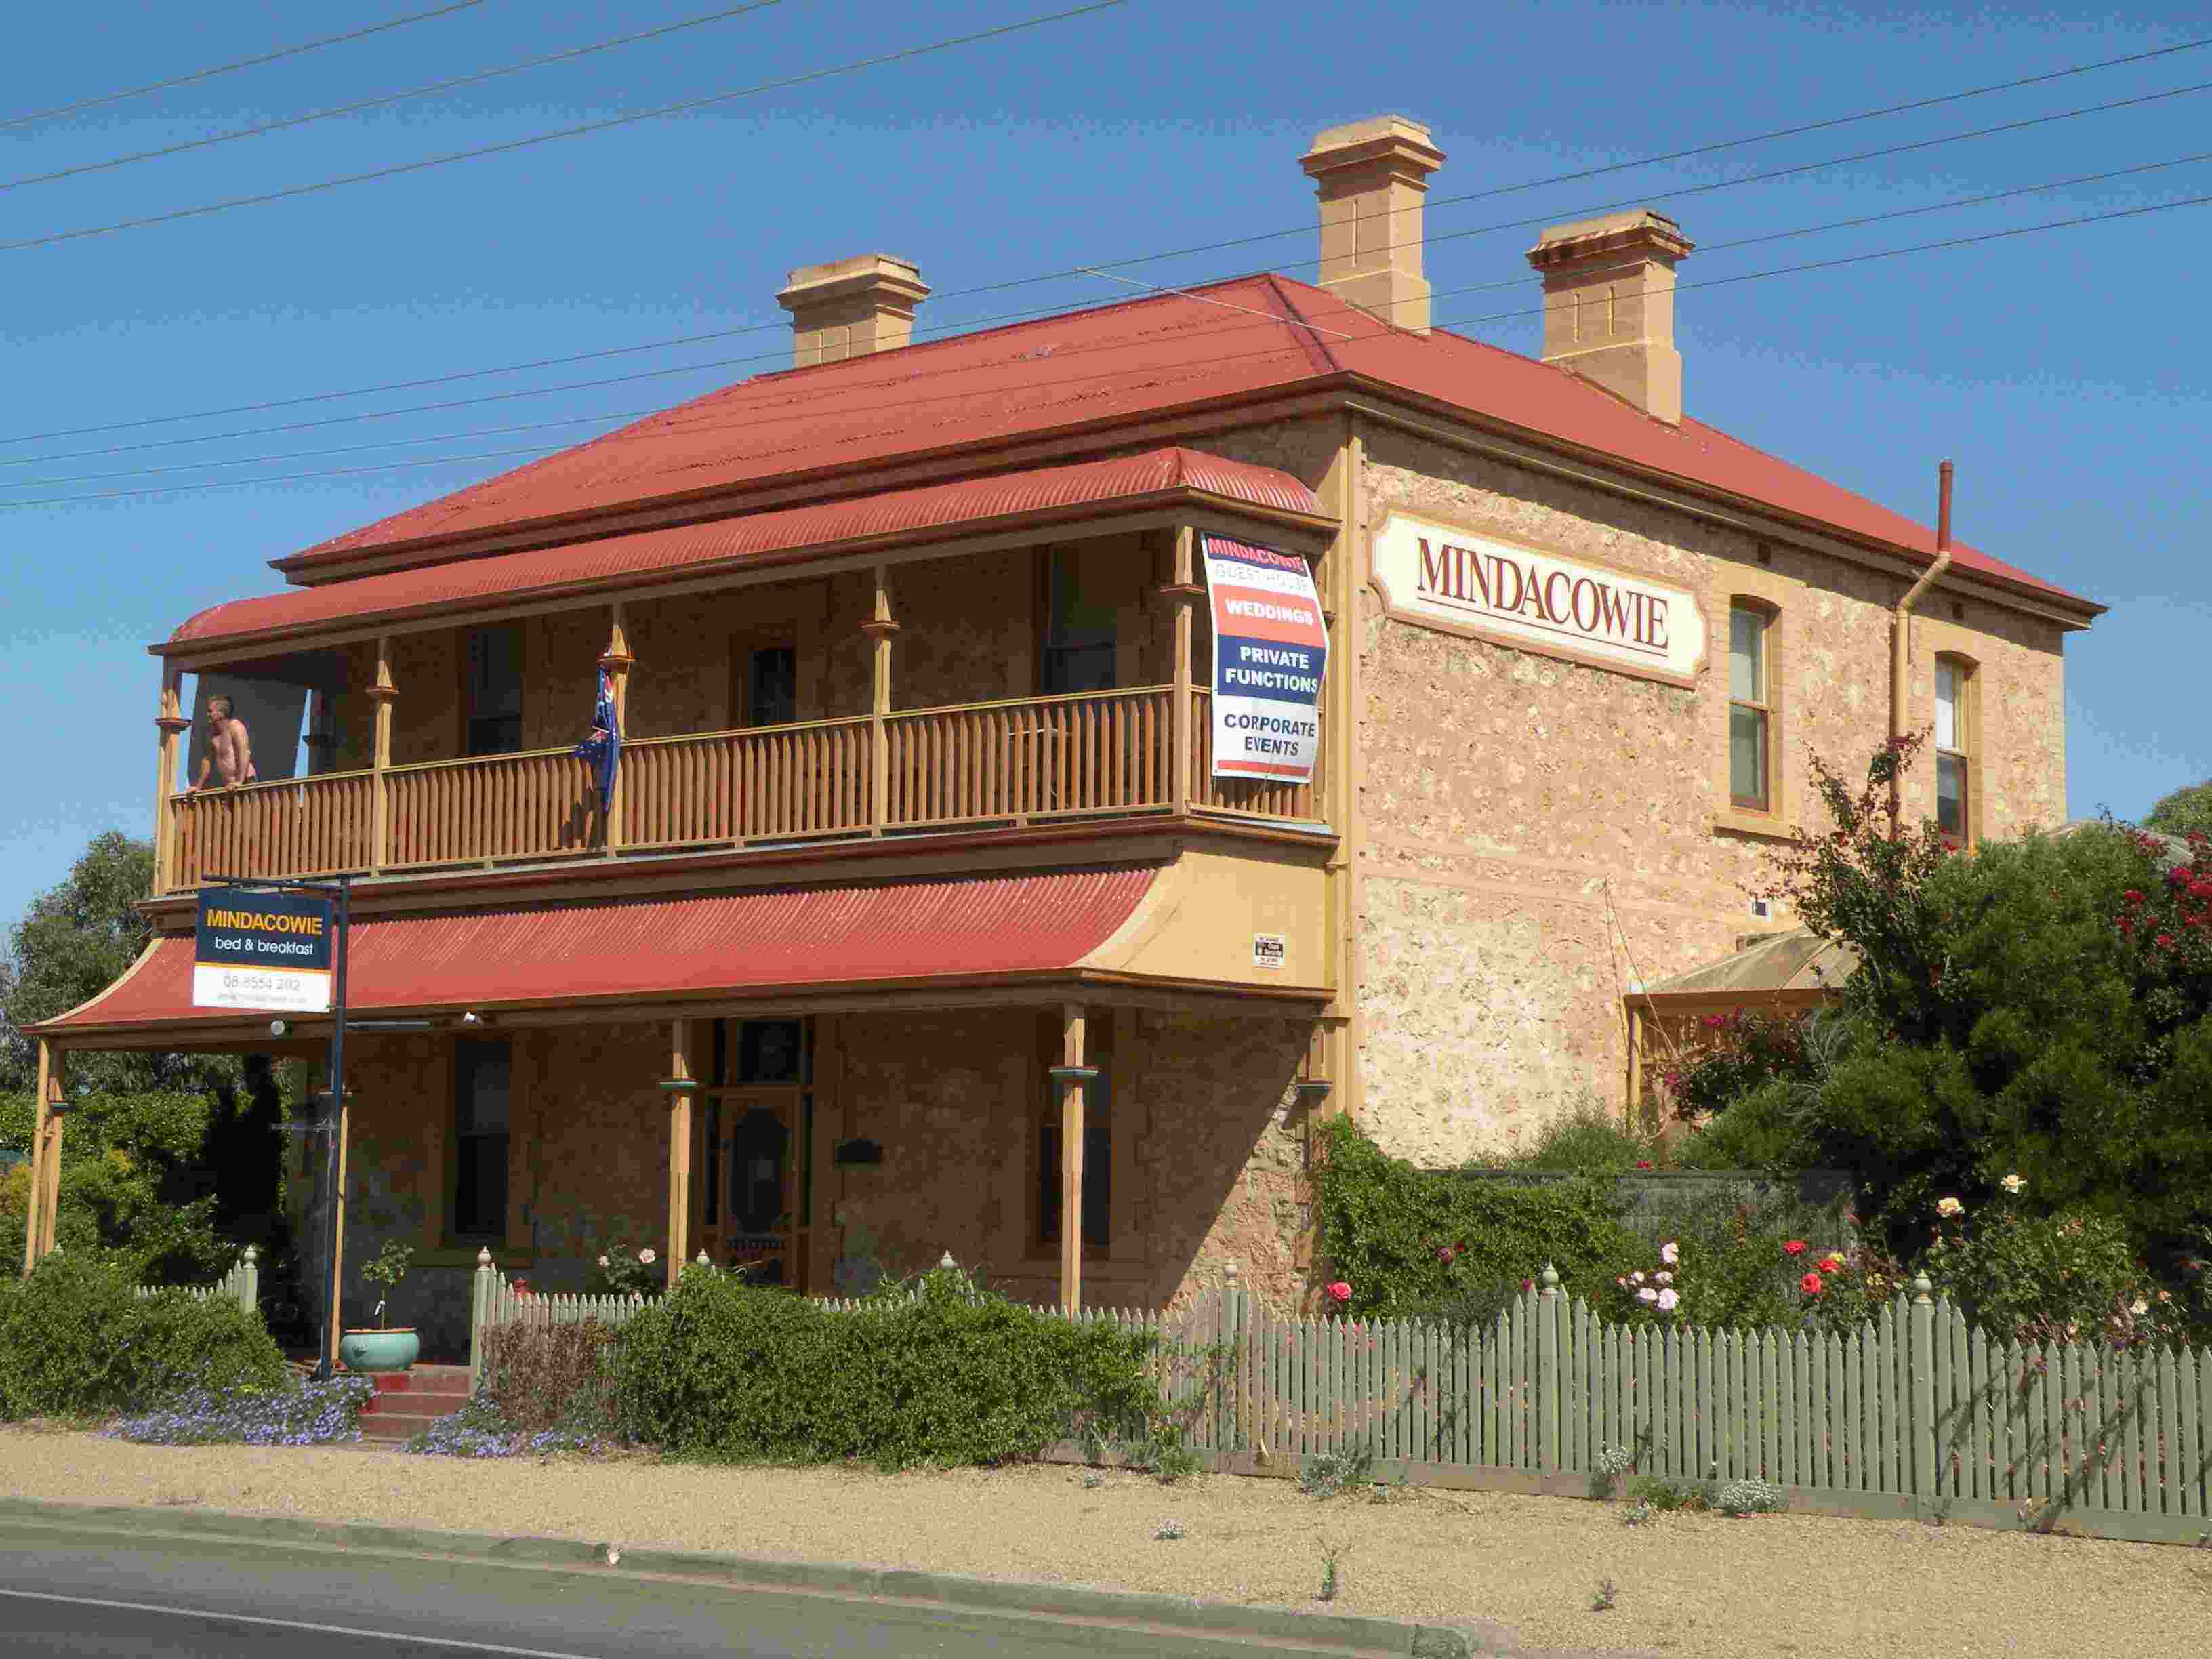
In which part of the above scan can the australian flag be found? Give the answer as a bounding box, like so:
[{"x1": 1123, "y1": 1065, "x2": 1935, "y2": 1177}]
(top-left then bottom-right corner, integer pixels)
[{"x1": 572, "y1": 668, "x2": 621, "y2": 809}]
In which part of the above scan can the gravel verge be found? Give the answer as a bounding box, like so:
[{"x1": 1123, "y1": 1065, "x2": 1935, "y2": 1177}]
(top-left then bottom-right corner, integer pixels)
[{"x1": 3, "y1": 1427, "x2": 2207, "y2": 1656}]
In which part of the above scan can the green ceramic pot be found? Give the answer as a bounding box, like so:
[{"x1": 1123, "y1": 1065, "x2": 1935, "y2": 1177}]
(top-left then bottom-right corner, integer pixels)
[{"x1": 338, "y1": 1328, "x2": 420, "y2": 1372}]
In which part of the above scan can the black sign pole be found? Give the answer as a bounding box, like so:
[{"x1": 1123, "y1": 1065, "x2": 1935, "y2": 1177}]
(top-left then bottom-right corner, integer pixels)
[{"x1": 315, "y1": 873, "x2": 352, "y2": 1381}]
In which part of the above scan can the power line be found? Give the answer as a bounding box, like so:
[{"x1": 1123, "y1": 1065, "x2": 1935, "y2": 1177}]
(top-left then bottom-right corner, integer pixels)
[
  {"x1": 954, "y1": 32, "x2": 2212, "y2": 294},
  {"x1": 0, "y1": 2, "x2": 1128, "y2": 255},
  {"x1": 1420, "y1": 76, "x2": 2212, "y2": 262},
  {"x1": 10, "y1": 107, "x2": 2210, "y2": 476},
  {"x1": 0, "y1": 29, "x2": 2195, "y2": 445},
  {"x1": 9, "y1": 184, "x2": 2207, "y2": 510},
  {"x1": 14, "y1": 146, "x2": 2212, "y2": 488},
  {"x1": 0, "y1": 1, "x2": 489, "y2": 134},
  {"x1": 0, "y1": 1, "x2": 792, "y2": 197}
]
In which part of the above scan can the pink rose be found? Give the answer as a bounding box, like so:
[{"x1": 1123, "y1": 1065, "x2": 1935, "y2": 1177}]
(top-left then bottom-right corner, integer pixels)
[{"x1": 1325, "y1": 1282, "x2": 1351, "y2": 1303}]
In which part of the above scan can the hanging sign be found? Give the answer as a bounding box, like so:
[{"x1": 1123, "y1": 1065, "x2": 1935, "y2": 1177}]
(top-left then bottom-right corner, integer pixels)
[
  {"x1": 193, "y1": 887, "x2": 333, "y2": 1013},
  {"x1": 1370, "y1": 511, "x2": 1706, "y2": 685},
  {"x1": 1202, "y1": 534, "x2": 1328, "y2": 783}
]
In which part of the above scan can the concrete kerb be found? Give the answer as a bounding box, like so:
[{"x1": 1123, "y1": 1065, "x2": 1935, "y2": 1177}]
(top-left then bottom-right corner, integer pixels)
[{"x1": 0, "y1": 1496, "x2": 1519, "y2": 1657}]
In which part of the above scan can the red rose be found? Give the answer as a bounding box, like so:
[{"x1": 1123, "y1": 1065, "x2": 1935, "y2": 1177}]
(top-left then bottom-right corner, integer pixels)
[
  {"x1": 1635, "y1": 1160, "x2": 1654, "y2": 1170},
  {"x1": 1782, "y1": 1240, "x2": 1807, "y2": 1256},
  {"x1": 1800, "y1": 1271, "x2": 1824, "y2": 1296},
  {"x1": 1325, "y1": 1281, "x2": 1351, "y2": 1303}
]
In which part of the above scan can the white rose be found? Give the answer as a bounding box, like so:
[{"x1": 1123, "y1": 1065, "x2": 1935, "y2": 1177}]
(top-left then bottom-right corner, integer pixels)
[
  {"x1": 597, "y1": 1254, "x2": 610, "y2": 1269},
  {"x1": 1660, "y1": 1242, "x2": 1679, "y2": 1265},
  {"x1": 1936, "y1": 1197, "x2": 1965, "y2": 1218},
  {"x1": 1656, "y1": 1289, "x2": 1680, "y2": 1312},
  {"x1": 1631, "y1": 1271, "x2": 1645, "y2": 1284},
  {"x1": 2131, "y1": 1298, "x2": 2149, "y2": 1316},
  {"x1": 2001, "y1": 1174, "x2": 2026, "y2": 1194},
  {"x1": 639, "y1": 1248, "x2": 657, "y2": 1265},
  {"x1": 1637, "y1": 1288, "x2": 1659, "y2": 1305},
  {"x1": 1654, "y1": 1271, "x2": 1673, "y2": 1286}
]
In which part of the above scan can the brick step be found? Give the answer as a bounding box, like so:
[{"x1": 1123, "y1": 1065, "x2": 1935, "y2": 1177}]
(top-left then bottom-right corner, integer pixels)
[
  {"x1": 359, "y1": 1365, "x2": 474, "y2": 1399},
  {"x1": 359, "y1": 1408, "x2": 459, "y2": 1441}
]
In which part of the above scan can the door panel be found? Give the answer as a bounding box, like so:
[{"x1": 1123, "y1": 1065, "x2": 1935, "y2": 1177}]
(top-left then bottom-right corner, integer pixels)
[{"x1": 693, "y1": 1086, "x2": 806, "y2": 1292}]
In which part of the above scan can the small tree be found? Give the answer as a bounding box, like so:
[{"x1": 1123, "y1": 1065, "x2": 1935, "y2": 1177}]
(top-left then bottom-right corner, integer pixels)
[{"x1": 361, "y1": 1241, "x2": 415, "y2": 1329}]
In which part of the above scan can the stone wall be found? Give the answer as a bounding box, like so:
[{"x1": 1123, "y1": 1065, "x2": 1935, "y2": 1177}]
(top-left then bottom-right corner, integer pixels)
[
  {"x1": 1351, "y1": 425, "x2": 2069, "y2": 1164},
  {"x1": 308, "y1": 1008, "x2": 1318, "y2": 1355},
  {"x1": 821, "y1": 1007, "x2": 1312, "y2": 1315},
  {"x1": 305, "y1": 1024, "x2": 673, "y2": 1362}
]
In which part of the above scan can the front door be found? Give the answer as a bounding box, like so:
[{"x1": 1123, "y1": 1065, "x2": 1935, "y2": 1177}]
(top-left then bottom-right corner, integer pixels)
[{"x1": 695, "y1": 1086, "x2": 806, "y2": 1292}]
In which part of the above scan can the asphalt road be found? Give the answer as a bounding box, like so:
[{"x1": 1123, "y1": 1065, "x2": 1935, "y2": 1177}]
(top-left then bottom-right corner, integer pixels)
[{"x1": 0, "y1": 1517, "x2": 1294, "y2": 1658}]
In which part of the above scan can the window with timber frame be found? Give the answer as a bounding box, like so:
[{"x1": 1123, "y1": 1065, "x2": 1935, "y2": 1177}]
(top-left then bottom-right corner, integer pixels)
[{"x1": 1728, "y1": 600, "x2": 1778, "y2": 813}]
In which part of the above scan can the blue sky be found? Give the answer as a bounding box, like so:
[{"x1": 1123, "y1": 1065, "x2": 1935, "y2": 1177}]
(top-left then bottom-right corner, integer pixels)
[{"x1": 2, "y1": 0, "x2": 2207, "y2": 933}]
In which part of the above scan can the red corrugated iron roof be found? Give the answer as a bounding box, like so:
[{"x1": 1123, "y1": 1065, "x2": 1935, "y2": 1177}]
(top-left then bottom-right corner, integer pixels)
[
  {"x1": 168, "y1": 447, "x2": 1323, "y2": 650},
  {"x1": 38, "y1": 866, "x2": 1158, "y2": 1036},
  {"x1": 269, "y1": 272, "x2": 2089, "y2": 610}
]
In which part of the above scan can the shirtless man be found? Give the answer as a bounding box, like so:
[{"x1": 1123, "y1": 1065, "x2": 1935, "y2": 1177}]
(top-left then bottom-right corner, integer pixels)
[{"x1": 193, "y1": 695, "x2": 255, "y2": 790}]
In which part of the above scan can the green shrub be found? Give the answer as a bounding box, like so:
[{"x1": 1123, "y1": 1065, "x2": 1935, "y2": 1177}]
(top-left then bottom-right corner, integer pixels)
[
  {"x1": 615, "y1": 1266, "x2": 1167, "y2": 1469},
  {"x1": 1297, "y1": 1442, "x2": 1375, "y2": 1498},
  {"x1": 480, "y1": 1317, "x2": 622, "y2": 1433},
  {"x1": 1626, "y1": 1473, "x2": 1711, "y2": 1512},
  {"x1": 1715, "y1": 1477, "x2": 1785, "y2": 1517},
  {"x1": 1317, "y1": 1117, "x2": 1645, "y2": 1319},
  {"x1": 0, "y1": 1250, "x2": 285, "y2": 1420},
  {"x1": 1921, "y1": 1193, "x2": 2185, "y2": 1349},
  {"x1": 1493, "y1": 1097, "x2": 1661, "y2": 1175}
]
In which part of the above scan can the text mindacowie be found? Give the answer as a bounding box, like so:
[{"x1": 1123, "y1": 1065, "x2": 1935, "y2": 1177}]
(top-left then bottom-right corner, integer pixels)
[{"x1": 1417, "y1": 538, "x2": 1670, "y2": 655}]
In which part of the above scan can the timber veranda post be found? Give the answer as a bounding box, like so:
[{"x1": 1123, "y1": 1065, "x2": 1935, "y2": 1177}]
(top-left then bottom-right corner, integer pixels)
[
  {"x1": 39, "y1": 1049, "x2": 68, "y2": 1263},
  {"x1": 153, "y1": 666, "x2": 191, "y2": 894},
  {"x1": 862, "y1": 564, "x2": 897, "y2": 835},
  {"x1": 20, "y1": 1040, "x2": 58, "y2": 1271},
  {"x1": 1048, "y1": 1004, "x2": 1096, "y2": 1317},
  {"x1": 662, "y1": 1018, "x2": 696, "y2": 1291},
  {"x1": 367, "y1": 638, "x2": 397, "y2": 874},
  {"x1": 600, "y1": 605, "x2": 634, "y2": 858},
  {"x1": 1162, "y1": 525, "x2": 1201, "y2": 817}
]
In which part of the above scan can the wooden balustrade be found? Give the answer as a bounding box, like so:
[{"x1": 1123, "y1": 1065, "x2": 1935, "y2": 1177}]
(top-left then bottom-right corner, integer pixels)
[
  {"x1": 156, "y1": 688, "x2": 1326, "y2": 890},
  {"x1": 623, "y1": 718, "x2": 874, "y2": 851},
  {"x1": 1189, "y1": 689, "x2": 1322, "y2": 822},
  {"x1": 885, "y1": 687, "x2": 1175, "y2": 830},
  {"x1": 385, "y1": 747, "x2": 600, "y2": 869},
  {"x1": 169, "y1": 771, "x2": 375, "y2": 888}
]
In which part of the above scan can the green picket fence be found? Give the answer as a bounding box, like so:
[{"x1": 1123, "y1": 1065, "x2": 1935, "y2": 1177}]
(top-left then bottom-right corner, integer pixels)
[
  {"x1": 135, "y1": 1244, "x2": 258, "y2": 1318},
  {"x1": 1146, "y1": 1265, "x2": 2212, "y2": 1542},
  {"x1": 464, "y1": 1250, "x2": 2211, "y2": 1540}
]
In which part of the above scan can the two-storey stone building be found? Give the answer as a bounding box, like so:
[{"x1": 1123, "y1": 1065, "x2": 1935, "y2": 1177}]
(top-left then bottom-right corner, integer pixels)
[{"x1": 23, "y1": 117, "x2": 2097, "y2": 1351}]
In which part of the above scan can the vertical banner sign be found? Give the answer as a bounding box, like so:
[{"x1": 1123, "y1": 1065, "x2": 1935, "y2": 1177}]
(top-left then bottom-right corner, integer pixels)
[
  {"x1": 193, "y1": 888, "x2": 333, "y2": 1013},
  {"x1": 1202, "y1": 534, "x2": 1328, "y2": 783}
]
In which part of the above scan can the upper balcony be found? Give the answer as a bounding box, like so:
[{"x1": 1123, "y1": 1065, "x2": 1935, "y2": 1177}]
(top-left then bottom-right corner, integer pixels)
[{"x1": 146, "y1": 450, "x2": 1338, "y2": 897}]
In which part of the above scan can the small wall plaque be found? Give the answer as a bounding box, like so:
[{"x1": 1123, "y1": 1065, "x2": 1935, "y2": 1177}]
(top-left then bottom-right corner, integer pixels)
[{"x1": 1252, "y1": 933, "x2": 1286, "y2": 970}]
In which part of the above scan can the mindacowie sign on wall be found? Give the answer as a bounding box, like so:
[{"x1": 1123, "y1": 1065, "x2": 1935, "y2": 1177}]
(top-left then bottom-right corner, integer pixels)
[{"x1": 1371, "y1": 511, "x2": 1706, "y2": 685}]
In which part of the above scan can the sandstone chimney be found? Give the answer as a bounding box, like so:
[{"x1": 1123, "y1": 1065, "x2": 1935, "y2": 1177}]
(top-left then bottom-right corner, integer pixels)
[
  {"x1": 1299, "y1": 116, "x2": 1446, "y2": 333},
  {"x1": 776, "y1": 254, "x2": 930, "y2": 369},
  {"x1": 1526, "y1": 210, "x2": 1694, "y2": 424}
]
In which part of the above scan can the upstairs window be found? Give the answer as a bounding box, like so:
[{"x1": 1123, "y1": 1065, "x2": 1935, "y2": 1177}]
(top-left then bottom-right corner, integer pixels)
[
  {"x1": 453, "y1": 1039, "x2": 511, "y2": 1238},
  {"x1": 1935, "y1": 657, "x2": 1975, "y2": 846},
  {"x1": 464, "y1": 625, "x2": 525, "y2": 756},
  {"x1": 1042, "y1": 545, "x2": 1119, "y2": 695},
  {"x1": 735, "y1": 640, "x2": 798, "y2": 728},
  {"x1": 1728, "y1": 603, "x2": 1774, "y2": 812}
]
